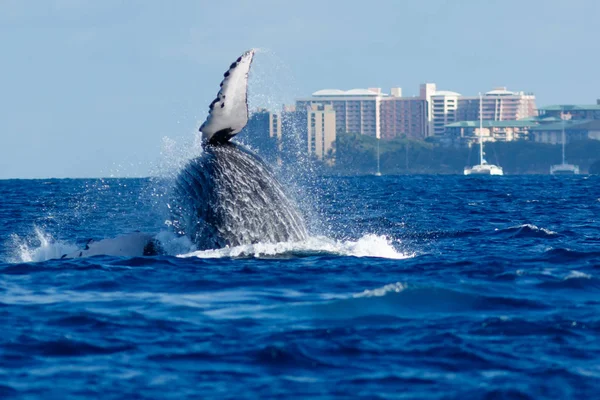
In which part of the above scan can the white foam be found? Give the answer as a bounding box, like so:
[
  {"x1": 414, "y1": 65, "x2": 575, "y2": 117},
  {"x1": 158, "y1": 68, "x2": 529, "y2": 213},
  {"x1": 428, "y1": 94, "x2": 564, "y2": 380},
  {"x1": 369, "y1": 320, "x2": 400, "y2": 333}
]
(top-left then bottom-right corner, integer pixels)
[
  {"x1": 521, "y1": 224, "x2": 558, "y2": 235},
  {"x1": 8, "y1": 228, "x2": 410, "y2": 263},
  {"x1": 564, "y1": 270, "x2": 592, "y2": 280},
  {"x1": 353, "y1": 282, "x2": 407, "y2": 298},
  {"x1": 179, "y1": 234, "x2": 411, "y2": 260}
]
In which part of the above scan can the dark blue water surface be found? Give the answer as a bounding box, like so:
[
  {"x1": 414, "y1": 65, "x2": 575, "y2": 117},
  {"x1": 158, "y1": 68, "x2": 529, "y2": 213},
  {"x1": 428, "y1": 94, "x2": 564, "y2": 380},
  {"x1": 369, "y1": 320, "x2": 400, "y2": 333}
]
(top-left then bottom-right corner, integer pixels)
[{"x1": 1, "y1": 176, "x2": 600, "y2": 399}]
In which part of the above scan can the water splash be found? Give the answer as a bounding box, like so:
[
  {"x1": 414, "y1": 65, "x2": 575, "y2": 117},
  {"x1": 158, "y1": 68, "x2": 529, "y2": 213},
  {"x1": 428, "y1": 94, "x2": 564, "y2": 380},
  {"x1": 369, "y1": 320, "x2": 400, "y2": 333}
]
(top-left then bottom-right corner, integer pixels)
[
  {"x1": 247, "y1": 48, "x2": 301, "y2": 113},
  {"x1": 179, "y1": 234, "x2": 409, "y2": 260},
  {"x1": 8, "y1": 227, "x2": 78, "y2": 263}
]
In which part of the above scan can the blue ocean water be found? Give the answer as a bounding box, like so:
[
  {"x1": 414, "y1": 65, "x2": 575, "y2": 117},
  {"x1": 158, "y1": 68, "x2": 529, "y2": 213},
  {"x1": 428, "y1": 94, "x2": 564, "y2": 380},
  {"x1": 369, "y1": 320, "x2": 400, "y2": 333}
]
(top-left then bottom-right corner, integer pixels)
[{"x1": 1, "y1": 175, "x2": 600, "y2": 399}]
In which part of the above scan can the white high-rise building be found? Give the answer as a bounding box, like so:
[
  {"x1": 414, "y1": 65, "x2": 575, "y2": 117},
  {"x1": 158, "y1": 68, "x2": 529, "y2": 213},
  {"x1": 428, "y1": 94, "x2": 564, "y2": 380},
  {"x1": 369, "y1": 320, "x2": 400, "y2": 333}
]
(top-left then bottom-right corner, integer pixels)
[
  {"x1": 296, "y1": 89, "x2": 382, "y2": 138},
  {"x1": 419, "y1": 83, "x2": 461, "y2": 136},
  {"x1": 430, "y1": 90, "x2": 461, "y2": 137}
]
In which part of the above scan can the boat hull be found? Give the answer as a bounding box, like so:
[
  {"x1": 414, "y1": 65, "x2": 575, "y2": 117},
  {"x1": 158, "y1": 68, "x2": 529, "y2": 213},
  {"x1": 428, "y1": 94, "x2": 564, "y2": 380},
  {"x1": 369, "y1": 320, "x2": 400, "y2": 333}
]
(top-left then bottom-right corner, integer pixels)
[
  {"x1": 550, "y1": 164, "x2": 580, "y2": 175},
  {"x1": 464, "y1": 164, "x2": 504, "y2": 176}
]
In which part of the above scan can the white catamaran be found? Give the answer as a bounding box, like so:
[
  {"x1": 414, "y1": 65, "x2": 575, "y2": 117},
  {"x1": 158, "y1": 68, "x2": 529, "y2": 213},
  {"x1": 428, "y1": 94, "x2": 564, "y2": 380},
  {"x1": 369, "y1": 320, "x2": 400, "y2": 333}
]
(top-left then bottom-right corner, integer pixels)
[
  {"x1": 550, "y1": 109, "x2": 579, "y2": 175},
  {"x1": 464, "y1": 93, "x2": 504, "y2": 176}
]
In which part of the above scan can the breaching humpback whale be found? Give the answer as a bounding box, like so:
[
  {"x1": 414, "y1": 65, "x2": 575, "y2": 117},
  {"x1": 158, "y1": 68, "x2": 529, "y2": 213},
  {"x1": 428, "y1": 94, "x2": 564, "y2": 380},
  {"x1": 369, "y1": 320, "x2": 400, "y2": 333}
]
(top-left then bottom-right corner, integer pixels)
[
  {"x1": 59, "y1": 50, "x2": 306, "y2": 260},
  {"x1": 170, "y1": 49, "x2": 308, "y2": 250}
]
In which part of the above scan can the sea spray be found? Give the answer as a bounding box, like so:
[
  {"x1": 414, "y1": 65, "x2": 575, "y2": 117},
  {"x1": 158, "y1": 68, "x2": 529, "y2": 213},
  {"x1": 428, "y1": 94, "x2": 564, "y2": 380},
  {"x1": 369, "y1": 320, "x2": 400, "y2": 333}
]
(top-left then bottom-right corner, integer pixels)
[{"x1": 179, "y1": 234, "x2": 409, "y2": 259}]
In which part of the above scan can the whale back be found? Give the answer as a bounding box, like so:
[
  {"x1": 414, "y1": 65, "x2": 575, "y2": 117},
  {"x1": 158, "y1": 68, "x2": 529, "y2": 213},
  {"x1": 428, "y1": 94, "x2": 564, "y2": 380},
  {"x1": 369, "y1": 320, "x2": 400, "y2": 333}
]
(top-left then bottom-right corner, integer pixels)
[{"x1": 172, "y1": 143, "x2": 308, "y2": 250}]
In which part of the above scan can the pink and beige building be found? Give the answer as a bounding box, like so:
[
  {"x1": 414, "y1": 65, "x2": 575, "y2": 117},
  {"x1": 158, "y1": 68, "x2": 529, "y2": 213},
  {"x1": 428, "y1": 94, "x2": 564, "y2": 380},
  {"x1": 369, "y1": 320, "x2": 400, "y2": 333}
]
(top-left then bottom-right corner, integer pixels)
[
  {"x1": 296, "y1": 85, "x2": 536, "y2": 139},
  {"x1": 296, "y1": 88, "x2": 427, "y2": 140}
]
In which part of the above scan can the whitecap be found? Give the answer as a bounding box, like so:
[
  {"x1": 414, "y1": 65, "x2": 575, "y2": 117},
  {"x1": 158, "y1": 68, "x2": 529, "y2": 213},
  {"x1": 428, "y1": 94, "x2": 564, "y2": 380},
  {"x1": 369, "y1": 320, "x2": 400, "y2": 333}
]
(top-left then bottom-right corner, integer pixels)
[
  {"x1": 518, "y1": 224, "x2": 558, "y2": 236},
  {"x1": 564, "y1": 271, "x2": 592, "y2": 280},
  {"x1": 353, "y1": 282, "x2": 407, "y2": 298}
]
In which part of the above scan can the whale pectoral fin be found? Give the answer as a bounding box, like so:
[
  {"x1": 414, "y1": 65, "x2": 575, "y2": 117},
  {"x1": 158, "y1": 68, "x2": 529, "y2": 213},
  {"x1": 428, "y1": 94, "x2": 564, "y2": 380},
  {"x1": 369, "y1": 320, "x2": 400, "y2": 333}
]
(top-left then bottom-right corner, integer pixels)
[{"x1": 200, "y1": 49, "x2": 255, "y2": 144}]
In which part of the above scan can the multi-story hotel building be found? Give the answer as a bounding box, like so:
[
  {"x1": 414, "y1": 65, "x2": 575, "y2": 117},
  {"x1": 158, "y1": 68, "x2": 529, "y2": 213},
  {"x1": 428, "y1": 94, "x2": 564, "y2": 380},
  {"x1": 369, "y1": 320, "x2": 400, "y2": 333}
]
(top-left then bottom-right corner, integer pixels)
[
  {"x1": 296, "y1": 89, "x2": 382, "y2": 138},
  {"x1": 380, "y1": 88, "x2": 427, "y2": 140},
  {"x1": 530, "y1": 120, "x2": 600, "y2": 144},
  {"x1": 419, "y1": 83, "x2": 459, "y2": 137},
  {"x1": 420, "y1": 84, "x2": 537, "y2": 137},
  {"x1": 429, "y1": 89, "x2": 461, "y2": 136},
  {"x1": 307, "y1": 104, "x2": 336, "y2": 163},
  {"x1": 530, "y1": 103, "x2": 600, "y2": 144},
  {"x1": 268, "y1": 104, "x2": 337, "y2": 164},
  {"x1": 297, "y1": 88, "x2": 427, "y2": 139},
  {"x1": 445, "y1": 120, "x2": 538, "y2": 142},
  {"x1": 536, "y1": 104, "x2": 600, "y2": 121},
  {"x1": 456, "y1": 87, "x2": 537, "y2": 122},
  {"x1": 296, "y1": 85, "x2": 536, "y2": 139}
]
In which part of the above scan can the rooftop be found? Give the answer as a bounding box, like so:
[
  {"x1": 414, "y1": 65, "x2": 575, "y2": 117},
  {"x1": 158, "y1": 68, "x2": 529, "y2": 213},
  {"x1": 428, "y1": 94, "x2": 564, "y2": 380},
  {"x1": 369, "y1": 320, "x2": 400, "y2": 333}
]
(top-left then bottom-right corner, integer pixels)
[
  {"x1": 446, "y1": 120, "x2": 538, "y2": 128},
  {"x1": 432, "y1": 90, "x2": 461, "y2": 97},
  {"x1": 312, "y1": 89, "x2": 381, "y2": 97},
  {"x1": 538, "y1": 104, "x2": 600, "y2": 111},
  {"x1": 536, "y1": 116, "x2": 562, "y2": 122},
  {"x1": 529, "y1": 119, "x2": 600, "y2": 131},
  {"x1": 485, "y1": 87, "x2": 514, "y2": 96}
]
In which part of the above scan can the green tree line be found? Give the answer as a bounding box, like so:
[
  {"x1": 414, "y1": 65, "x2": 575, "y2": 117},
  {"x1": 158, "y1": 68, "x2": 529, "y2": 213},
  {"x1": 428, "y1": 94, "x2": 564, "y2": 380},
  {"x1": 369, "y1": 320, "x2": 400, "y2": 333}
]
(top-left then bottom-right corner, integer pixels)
[{"x1": 327, "y1": 132, "x2": 600, "y2": 175}]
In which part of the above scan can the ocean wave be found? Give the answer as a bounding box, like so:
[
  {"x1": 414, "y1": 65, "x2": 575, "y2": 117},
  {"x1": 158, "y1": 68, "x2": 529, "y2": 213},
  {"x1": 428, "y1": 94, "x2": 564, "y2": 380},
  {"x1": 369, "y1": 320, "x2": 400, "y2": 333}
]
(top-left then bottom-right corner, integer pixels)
[
  {"x1": 354, "y1": 282, "x2": 407, "y2": 298},
  {"x1": 565, "y1": 271, "x2": 592, "y2": 280},
  {"x1": 493, "y1": 224, "x2": 558, "y2": 239},
  {"x1": 538, "y1": 248, "x2": 600, "y2": 263},
  {"x1": 409, "y1": 229, "x2": 481, "y2": 240},
  {"x1": 254, "y1": 344, "x2": 331, "y2": 368},
  {"x1": 299, "y1": 283, "x2": 548, "y2": 321},
  {"x1": 536, "y1": 271, "x2": 600, "y2": 290},
  {"x1": 473, "y1": 316, "x2": 584, "y2": 338},
  {"x1": 0, "y1": 385, "x2": 18, "y2": 397},
  {"x1": 10, "y1": 336, "x2": 135, "y2": 357},
  {"x1": 179, "y1": 234, "x2": 410, "y2": 260}
]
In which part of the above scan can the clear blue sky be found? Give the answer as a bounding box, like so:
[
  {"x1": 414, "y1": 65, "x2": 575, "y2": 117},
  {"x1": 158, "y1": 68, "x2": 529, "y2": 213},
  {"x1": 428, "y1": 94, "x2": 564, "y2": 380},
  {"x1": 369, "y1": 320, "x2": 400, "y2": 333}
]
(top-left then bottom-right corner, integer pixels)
[{"x1": 1, "y1": 0, "x2": 598, "y2": 178}]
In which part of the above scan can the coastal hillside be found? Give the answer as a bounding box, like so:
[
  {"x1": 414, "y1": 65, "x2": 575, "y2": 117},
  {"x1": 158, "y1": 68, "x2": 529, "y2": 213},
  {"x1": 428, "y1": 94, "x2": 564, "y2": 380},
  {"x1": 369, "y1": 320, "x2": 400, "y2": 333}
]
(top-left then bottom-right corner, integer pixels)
[{"x1": 329, "y1": 133, "x2": 600, "y2": 175}]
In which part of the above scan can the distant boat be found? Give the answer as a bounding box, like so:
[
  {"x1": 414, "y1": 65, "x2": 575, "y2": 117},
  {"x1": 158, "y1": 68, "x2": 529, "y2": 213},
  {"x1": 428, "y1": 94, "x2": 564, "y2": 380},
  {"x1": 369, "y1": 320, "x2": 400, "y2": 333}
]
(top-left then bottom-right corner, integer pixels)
[
  {"x1": 550, "y1": 108, "x2": 579, "y2": 175},
  {"x1": 464, "y1": 161, "x2": 504, "y2": 176},
  {"x1": 464, "y1": 93, "x2": 504, "y2": 176},
  {"x1": 550, "y1": 163, "x2": 580, "y2": 175}
]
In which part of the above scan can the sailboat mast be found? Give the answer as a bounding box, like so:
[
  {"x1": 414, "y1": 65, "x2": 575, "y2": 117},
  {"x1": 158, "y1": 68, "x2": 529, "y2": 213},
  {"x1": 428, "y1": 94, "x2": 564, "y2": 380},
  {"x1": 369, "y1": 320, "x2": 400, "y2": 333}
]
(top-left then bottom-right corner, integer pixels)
[
  {"x1": 376, "y1": 136, "x2": 381, "y2": 174},
  {"x1": 479, "y1": 93, "x2": 483, "y2": 165},
  {"x1": 561, "y1": 106, "x2": 566, "y2": 165}
]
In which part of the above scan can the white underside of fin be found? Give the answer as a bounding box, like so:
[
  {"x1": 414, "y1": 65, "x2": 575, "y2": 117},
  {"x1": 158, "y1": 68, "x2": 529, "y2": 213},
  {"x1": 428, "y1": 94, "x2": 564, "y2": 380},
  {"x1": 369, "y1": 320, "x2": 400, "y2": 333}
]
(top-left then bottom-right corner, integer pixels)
[{"x1": 199, "y1": 49, "x2": 255, "y2": 143}]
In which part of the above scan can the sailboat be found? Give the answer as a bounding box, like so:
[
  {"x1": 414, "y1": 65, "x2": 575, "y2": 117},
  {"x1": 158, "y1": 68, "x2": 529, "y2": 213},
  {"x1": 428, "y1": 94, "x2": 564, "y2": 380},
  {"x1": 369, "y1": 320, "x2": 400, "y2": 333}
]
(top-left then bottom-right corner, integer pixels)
[
  {"x1": 550, "y1": 109, "x2": 579, "y2": 175},
  {"x1": 464, "y1": 93, "x2": 504, "y2": 176},
  {"x1": 375, "y1": 136, "x2": 382, "y2": 176}
]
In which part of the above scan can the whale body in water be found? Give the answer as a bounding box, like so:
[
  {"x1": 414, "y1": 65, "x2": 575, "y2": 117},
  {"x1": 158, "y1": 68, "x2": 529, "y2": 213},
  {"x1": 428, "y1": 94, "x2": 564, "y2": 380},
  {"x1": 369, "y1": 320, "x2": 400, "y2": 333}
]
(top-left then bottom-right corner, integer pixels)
[
  {"x1": 170, "y1": 49, "x2": 308, "y2": 250},
  {"x1": 60, "y1": 49, "x2": 307, "y2": 259}
]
